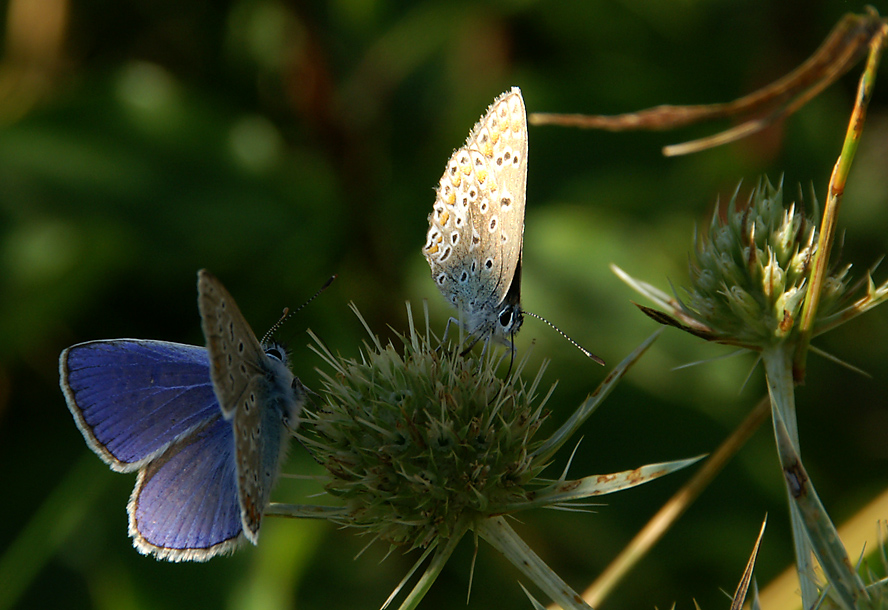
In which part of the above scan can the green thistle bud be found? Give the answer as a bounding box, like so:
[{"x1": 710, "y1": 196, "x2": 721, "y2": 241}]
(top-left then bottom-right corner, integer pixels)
[
  {"x1": 677, "y1": 178, "x2": 850, "y2": 349},
  {"x1": 615, "y1": 176, "x2": 888, "y2": 352}
]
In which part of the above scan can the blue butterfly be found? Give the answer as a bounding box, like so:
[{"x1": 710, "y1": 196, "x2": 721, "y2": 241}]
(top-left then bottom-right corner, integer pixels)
[{"x1": 59, "y1": 270, "x2": 304, "y2": 561}]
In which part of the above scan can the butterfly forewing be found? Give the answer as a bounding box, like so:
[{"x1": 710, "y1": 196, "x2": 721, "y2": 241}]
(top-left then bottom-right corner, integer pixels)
[
  {"x1": 60, "y1": 340, "x2": 219, "y2": 471},
  {"x1": 468, "y1": 89, "x2": 527, "y2": 300},
  {"x1": 198, "y1": 270, "x2": 266, "y2": 419}
]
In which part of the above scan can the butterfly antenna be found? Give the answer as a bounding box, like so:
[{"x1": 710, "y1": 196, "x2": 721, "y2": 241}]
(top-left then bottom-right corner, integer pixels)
[
  {"x1": 261, "y1": 275, "x2": 337, "y2": 344},
  {"x1": 524, "y1": 310, "x2": 605, "y2": 366}
]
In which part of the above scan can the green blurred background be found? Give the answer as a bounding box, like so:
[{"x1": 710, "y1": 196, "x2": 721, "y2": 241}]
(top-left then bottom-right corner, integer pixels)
[{"x1": 1, "y1": 0, "x2": 888, "y2": 608}]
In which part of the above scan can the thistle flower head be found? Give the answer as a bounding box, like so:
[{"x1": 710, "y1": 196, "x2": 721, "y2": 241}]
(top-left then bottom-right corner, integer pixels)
[{"x1": 302, "y1": 307, "x2": 550, "y2": 550}]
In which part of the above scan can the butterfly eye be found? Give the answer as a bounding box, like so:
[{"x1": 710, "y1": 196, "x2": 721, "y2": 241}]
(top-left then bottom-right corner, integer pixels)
[
  {"x1": 265, "y1": 346, "x2": 284, "y2": 361},
  {"x1": 498, "y1": 308, "x2": 511, "y2": 328}
]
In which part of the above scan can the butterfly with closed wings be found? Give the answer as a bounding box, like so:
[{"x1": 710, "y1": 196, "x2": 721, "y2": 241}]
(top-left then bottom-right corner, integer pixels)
[
  {"x1": 423, "y1": 87, "x2": 604, "y2": 364},
  {"x1": 423, "y1": 87, "x2": 528, "y2": 351}
]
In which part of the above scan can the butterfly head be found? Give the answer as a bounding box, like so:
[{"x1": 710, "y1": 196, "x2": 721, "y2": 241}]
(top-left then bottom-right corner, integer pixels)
[{"x1": 260, "y1": 340, "x2": 305, "y2": 430}]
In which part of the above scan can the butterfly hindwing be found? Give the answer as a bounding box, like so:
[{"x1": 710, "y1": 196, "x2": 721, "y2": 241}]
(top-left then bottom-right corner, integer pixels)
[
  {"x1": 128, "y1": 414, "x2": 244, "y2": 561},
  {"x1": 232, "y1": 368, "x2": 297, "y2": 541}
]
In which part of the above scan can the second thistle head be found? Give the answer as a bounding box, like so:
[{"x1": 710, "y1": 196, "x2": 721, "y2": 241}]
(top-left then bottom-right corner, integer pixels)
[{"x1": 643, "y1": 178, "x2": 852, "y2": 350}]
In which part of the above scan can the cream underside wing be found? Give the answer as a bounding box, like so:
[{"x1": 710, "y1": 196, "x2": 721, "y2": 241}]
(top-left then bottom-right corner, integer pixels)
[{"x1": 422, "y1": 87, "x2": 528, "y2": 343}]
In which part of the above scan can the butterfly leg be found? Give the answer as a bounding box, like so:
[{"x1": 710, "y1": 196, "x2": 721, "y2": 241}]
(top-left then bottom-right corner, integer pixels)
[
  {"x1": 439, "y1": 316, "x2": 466, "y2": 353},
  {"x1": 458, "y1": 332, "x2": 486, "y2": 358}
]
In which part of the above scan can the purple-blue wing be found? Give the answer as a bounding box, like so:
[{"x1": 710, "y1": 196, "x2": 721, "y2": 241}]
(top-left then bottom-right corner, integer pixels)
[
  {"x1": 60, "y1": 340, "x2": 219, "y2": 472},
  {"x1": 128, "y1": 414, "x2": 244, "y2": 561}
]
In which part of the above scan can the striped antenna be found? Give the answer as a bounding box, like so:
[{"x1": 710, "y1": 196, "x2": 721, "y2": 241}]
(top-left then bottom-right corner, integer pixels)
[
  {"x1": 524, "y1": 310, "x2": 605, "y2": 366},
  {"x1": 261, "y1": 275, "x2": 337, "y2": 345}
]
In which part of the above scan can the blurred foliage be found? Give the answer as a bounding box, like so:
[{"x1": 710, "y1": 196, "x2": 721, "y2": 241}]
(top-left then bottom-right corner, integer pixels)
[{"x1": 1, "y1": 0, "x2": 887, "y2": 609}]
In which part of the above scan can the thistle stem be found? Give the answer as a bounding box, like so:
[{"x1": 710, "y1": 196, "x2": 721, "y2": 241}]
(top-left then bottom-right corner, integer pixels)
[
  {"x1": 476, "y1": 516, "x2": 592, "y2": 610},
  {"x1": 395, "y1": 522, "x2": 469, "y2": 610},
  {"x1": 765, "y1": 344, "x2": 871, "y2": 610},
  {"x1": 762, "y1": 346, "x2": 817, "y2": 607}
]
